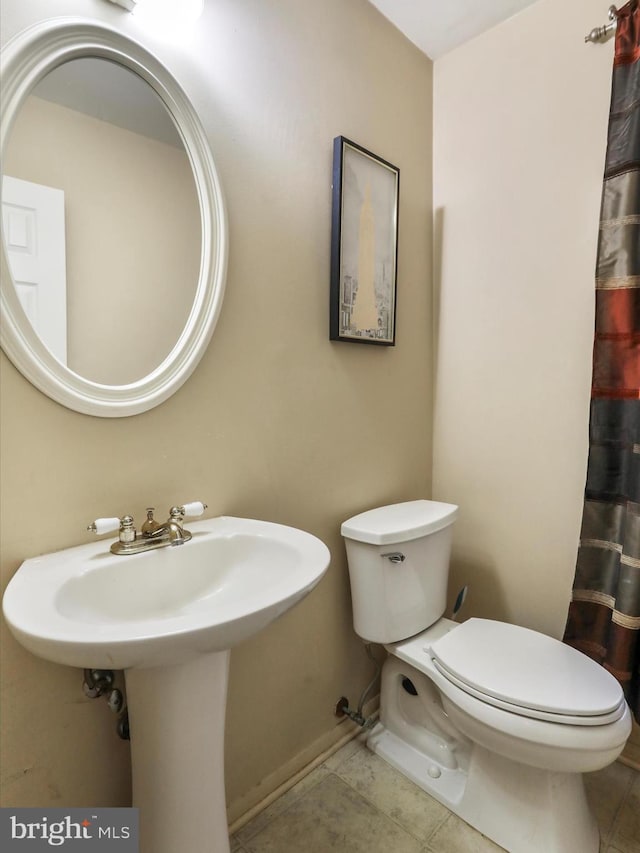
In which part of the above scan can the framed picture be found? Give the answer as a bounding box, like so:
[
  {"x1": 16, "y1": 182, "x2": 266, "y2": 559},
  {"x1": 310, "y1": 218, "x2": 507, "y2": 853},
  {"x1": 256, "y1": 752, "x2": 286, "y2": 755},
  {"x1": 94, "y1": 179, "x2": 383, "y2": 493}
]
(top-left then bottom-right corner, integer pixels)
[{"x1": 330, "y1": 136, "x2": 399, "y2": 345}]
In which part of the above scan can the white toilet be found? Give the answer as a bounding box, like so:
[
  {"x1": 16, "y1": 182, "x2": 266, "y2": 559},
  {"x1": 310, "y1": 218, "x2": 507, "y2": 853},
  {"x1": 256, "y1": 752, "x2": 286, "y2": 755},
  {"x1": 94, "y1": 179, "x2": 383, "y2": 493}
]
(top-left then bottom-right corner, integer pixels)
[{"x1": 342, "y1": 500, "x2": 632, "y2": 853}]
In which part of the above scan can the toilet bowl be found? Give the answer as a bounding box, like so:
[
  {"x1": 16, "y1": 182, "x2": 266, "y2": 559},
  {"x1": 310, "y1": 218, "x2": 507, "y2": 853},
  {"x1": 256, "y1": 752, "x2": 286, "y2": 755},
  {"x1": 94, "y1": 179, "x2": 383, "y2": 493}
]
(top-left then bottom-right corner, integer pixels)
[{"x1": 341, "y1": 501, "x2": 632, "y2": 853}]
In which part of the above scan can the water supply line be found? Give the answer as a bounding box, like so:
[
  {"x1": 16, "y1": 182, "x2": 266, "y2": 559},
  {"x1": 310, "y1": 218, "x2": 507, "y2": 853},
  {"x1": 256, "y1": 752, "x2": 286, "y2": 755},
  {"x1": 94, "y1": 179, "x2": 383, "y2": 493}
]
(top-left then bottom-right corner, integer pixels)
[
  {"x1": 336, "y1": 585, "x2": 469, "y2": 726},
  {"x1": 336, "y1": 644, "x2": 381, "y2": 728}
]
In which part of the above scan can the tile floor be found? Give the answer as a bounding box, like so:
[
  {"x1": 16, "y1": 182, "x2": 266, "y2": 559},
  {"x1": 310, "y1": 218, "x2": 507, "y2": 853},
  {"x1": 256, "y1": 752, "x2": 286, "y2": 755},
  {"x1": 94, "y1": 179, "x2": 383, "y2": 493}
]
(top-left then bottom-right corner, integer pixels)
[{"x1": 230, "y1": 737, "x2": 640, "y2": 853}]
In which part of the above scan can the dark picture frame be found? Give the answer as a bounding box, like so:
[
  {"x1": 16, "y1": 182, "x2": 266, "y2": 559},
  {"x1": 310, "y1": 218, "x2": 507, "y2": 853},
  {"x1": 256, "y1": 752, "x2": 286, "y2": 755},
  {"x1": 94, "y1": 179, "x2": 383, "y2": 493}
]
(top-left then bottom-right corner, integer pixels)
[{"x1": 330, "y1": 136, "x2": 399, "y2": 345}]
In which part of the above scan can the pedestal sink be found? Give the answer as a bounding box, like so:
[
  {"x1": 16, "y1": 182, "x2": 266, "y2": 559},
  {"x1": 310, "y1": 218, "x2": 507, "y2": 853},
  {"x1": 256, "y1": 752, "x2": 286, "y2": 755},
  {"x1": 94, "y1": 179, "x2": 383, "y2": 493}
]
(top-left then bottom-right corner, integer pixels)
[{"x1": 2, "y1": 516, "x2": 331, "y2": 853}]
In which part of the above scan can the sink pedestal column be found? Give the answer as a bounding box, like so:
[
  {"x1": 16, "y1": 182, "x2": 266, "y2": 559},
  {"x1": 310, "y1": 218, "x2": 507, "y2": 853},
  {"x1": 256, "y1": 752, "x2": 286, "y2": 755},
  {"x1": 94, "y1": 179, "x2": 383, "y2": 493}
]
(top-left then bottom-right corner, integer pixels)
[{"x1": 125, "y1": 650, "x2": 231, "y2": 853}]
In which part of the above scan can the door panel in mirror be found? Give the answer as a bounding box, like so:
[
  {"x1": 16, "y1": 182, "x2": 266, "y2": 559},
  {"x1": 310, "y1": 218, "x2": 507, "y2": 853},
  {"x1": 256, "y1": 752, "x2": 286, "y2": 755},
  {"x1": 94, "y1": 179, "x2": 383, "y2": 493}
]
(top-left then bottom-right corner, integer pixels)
[{"x1": 2, "y1": 175, "x2": 67, "y2": 364}]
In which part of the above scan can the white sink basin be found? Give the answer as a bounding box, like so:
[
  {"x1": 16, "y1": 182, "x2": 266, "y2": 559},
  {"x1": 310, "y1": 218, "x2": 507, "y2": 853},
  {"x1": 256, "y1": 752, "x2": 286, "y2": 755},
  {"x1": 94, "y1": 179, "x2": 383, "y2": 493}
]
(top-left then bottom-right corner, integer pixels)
[
  {"x1": 3, "y1": 514, "x2": 330, "y2": 853},
  {"x1": 2, "y1": 516, "x2": 330, "y2": 669}
]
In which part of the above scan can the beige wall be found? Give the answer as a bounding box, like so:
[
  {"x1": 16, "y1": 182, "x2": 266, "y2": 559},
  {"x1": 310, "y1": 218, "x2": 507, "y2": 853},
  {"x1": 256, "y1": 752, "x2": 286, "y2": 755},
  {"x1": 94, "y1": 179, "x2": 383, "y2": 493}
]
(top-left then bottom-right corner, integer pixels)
[
  {"x1": 0, "y1": 0, "x2": 433, "y2": 821},
  {"x1": 432, "y1": 0, "x2": 613, "y2": 638},
  {"x1": 5, "y1": 95, "x2": 200, "y2": 384}
]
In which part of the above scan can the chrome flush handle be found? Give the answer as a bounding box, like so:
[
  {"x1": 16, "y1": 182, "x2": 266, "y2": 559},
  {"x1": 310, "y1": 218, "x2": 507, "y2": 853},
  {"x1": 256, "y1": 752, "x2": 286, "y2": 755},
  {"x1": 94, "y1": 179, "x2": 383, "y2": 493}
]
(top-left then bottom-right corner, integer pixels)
[{"x1": 381, "y1": 551, "x2": 405, "y2": 563}]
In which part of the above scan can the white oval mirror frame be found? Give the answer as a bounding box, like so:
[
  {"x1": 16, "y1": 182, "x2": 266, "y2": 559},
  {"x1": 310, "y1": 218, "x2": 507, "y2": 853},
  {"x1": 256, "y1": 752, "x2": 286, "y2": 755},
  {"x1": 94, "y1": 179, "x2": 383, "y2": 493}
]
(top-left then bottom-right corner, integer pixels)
[{"x1": 0, "y1": 18, "x2": 228, "y2": 417}]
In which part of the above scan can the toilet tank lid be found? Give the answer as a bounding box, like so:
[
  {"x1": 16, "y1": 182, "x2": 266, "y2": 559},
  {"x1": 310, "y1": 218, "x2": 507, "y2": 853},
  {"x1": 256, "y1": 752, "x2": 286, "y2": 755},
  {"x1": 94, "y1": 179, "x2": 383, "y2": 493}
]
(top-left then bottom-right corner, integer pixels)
[{"x1": 341, "y1": 500, "x2": 458, "y2": 545}]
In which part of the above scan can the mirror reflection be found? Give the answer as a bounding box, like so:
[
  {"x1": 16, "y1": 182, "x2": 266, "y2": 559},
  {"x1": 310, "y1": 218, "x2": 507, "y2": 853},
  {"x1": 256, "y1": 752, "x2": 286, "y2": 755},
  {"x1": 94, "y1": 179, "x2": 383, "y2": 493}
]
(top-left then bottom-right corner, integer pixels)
[{"x1": 2, "y1": 57, "x2": 201, "y2": 385}]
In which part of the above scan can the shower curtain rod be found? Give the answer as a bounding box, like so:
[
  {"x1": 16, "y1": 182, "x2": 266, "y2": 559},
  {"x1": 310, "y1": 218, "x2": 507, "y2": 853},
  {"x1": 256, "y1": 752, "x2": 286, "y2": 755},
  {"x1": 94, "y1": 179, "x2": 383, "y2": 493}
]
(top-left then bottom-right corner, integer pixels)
[{"x1": 585, "y1": 5, "x2": 618, "y2": 43}]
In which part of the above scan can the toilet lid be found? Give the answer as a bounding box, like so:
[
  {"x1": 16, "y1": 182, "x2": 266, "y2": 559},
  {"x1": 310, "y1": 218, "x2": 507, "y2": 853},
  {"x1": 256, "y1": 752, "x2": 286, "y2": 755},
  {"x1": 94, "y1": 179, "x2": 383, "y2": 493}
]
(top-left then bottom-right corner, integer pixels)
[{"x1": 428, "y1": 618, "x2": 623, "y2": 719}]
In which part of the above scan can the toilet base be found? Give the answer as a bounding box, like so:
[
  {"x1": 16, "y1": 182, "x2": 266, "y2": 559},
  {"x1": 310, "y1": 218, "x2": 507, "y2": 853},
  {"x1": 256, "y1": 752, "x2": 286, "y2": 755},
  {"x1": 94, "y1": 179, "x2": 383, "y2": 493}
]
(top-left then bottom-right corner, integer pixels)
[
  {"x1": 367, "y1": 722, "x2": 599, "y2": 853},
  {"x1": 368, "y1": 723, "x2": 467, "y2": 808}
]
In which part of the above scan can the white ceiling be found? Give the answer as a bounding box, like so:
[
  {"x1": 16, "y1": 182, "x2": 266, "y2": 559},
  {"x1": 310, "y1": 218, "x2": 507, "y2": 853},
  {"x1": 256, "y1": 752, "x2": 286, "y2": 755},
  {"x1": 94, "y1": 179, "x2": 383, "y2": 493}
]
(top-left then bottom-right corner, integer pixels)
[{"x1": 367, "y1": 0, "x2": 540, "y2": 59}]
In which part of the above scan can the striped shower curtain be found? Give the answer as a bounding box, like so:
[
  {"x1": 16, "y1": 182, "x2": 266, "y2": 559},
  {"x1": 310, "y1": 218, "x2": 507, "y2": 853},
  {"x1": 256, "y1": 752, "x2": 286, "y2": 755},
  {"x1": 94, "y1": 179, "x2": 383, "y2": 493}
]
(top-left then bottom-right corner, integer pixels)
[{"x1": 563, "y1": 1, "x2": 640, "y2": 720}]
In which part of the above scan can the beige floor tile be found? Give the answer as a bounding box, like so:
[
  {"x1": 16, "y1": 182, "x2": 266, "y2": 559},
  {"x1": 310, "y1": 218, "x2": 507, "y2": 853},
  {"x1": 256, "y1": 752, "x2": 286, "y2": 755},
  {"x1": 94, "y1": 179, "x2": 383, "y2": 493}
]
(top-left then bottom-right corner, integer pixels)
[
  {"x1": 231, "y1": 739, "x2": 638, "y2": 853},
  {"x1": 233, "y1": 765, "x2": 330, "y2": 845},
  {"x1": 322, "y1": 733, "x2": 365, "y2": 772},
  {"x1": 334, "y1": 740, "x2": 449, "y2": 843},
  {"x1": 230, "y1": 836, "x2": 247, "y2": 852},
  {"x1": 608, "y1": 773, "x2": 640, "y2": 853},
  {"x1": 242, "y1": 773, "x2": 424, "y2": 853},
  {"x1": 426, "y1": 814, "x2": 506, "y2": 853},
  {"x1": 585, "y1": 761, "x2": 637, "y2": 842}
]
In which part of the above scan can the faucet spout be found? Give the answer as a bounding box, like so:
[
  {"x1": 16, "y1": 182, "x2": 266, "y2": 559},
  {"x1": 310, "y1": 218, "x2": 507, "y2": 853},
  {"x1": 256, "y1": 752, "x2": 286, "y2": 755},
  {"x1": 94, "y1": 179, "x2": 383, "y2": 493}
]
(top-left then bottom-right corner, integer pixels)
[
  {"x1": 148, "y1": 506, "x2": 192, "y2": 546},
  {"x1": 149, "y1": 519, "x2": 190, "y2": 546}
]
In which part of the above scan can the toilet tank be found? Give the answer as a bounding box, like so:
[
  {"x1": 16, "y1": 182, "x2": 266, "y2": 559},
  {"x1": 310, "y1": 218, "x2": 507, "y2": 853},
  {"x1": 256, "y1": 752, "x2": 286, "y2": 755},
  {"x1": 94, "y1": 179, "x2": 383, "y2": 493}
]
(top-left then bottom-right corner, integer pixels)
[{"x1": 341, "y1": 500, "x2": 458, "y2": 643}]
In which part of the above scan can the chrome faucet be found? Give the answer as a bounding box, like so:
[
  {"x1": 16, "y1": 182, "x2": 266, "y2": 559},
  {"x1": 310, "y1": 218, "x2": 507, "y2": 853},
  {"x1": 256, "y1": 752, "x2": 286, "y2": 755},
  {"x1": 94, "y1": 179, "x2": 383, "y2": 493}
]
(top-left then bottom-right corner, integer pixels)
[
  {"x1": 147, "y1": 507, "x2": 193, "y2": 546},
  {"x1": 88, "y1": 502, "x2": 207, "y2": 555}
]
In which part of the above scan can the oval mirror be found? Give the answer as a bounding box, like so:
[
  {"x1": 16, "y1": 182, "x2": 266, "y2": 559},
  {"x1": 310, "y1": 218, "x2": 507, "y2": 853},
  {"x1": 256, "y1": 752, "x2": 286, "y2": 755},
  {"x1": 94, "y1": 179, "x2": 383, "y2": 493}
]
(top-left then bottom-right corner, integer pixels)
[{"x1": 0, "y1": 19, "x2": 228, "y2": 417}]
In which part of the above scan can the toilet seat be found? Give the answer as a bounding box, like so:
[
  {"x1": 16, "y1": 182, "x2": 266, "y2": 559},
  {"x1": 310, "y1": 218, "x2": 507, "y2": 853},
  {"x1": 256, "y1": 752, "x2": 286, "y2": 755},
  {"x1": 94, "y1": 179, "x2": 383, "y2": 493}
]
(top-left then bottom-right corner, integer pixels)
[
  {"x1": 427, "y1": 618, "x2": 625, "y2": 725},
  {"x1": 430, "y1": 660, "x2": 626, "y2": 725}
]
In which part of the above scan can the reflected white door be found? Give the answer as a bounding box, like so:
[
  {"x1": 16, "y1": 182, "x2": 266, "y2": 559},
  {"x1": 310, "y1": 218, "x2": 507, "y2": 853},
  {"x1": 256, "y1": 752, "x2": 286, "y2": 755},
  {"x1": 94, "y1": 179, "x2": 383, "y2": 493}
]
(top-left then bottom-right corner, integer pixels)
[{"x1": 2, "y1": 175, "x2": 67, "y2": 365}]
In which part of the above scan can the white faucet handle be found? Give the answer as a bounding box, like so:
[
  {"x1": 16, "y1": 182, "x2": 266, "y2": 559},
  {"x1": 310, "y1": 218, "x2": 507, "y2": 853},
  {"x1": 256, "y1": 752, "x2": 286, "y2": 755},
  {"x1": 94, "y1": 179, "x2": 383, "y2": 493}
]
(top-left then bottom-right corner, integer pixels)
[
  {"x1": 88, "y1": 517, "x2": 121, "y2": 535},
  {"x1": 180, "y1": 501, "x2": 207, "y2": 518}
]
